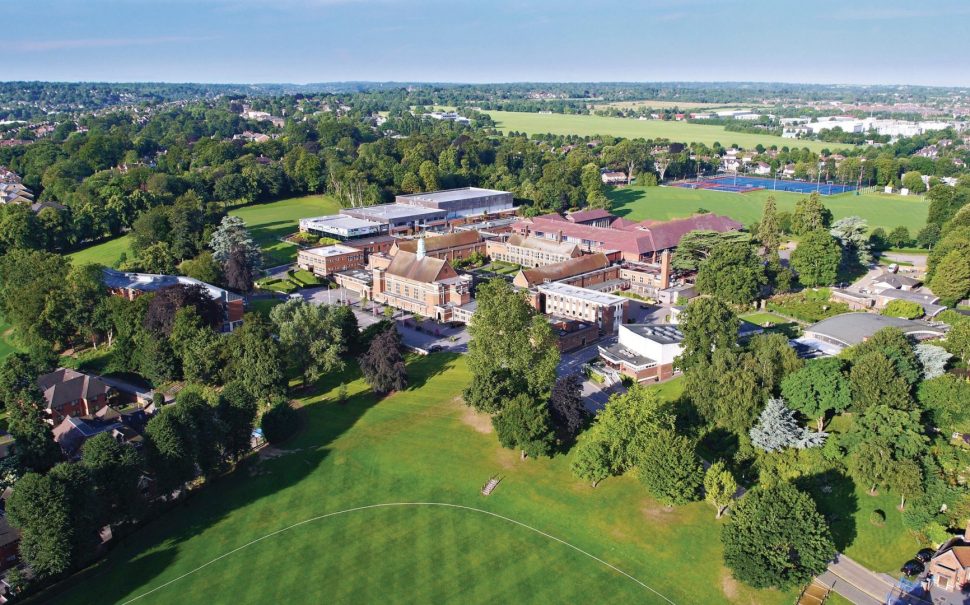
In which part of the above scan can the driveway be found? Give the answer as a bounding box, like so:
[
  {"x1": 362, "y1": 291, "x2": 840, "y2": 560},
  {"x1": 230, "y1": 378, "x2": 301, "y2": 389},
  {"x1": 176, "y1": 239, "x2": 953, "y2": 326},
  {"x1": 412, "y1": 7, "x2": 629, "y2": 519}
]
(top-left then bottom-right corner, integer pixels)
[{"x1": 882, "y1": 252, "x2": 928, "y2": 271}]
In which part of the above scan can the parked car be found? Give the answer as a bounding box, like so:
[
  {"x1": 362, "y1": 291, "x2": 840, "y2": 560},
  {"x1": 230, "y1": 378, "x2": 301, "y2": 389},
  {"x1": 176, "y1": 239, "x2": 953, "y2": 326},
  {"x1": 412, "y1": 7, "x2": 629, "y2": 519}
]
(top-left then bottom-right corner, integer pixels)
[
  {"x1": 427, "y1": 345, "x2": 444, "y2": 353},
  {"x1": 901, "y1": 560, "x2": 925, "y2": 576},
  {"x1": 916, "y1": 548, "x2": 935, "y2": 563}
]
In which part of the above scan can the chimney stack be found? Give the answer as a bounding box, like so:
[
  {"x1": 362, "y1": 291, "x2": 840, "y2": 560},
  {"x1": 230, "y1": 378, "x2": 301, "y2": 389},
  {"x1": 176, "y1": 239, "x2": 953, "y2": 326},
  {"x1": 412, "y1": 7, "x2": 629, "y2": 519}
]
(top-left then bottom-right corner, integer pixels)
[{"x1": 659, "y1": 249, "x2": 672, "y2": 289}]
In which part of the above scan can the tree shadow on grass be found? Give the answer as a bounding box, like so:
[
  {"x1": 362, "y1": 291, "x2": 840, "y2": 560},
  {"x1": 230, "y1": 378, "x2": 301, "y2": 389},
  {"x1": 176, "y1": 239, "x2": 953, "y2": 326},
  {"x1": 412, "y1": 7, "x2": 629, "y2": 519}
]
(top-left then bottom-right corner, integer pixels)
[
  {"x1": 405, "y1": 352, "x2": 460, "y2": 392},
  {"x1": 794, "y1": 469, "x2": 859, "y2": 552},
  {"x1": 608, "y1": 188, "x2": 644, "y2": 218},
  {"x1": 31, "y1": 353, "x2": 460, "y2": 605}
]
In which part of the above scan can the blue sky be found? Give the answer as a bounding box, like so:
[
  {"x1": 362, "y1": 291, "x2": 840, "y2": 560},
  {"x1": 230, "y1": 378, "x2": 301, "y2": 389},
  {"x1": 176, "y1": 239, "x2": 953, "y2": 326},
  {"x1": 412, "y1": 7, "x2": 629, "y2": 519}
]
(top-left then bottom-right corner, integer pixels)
[{"x1": 2, "y1": 0, "x2": 969, "y2": 86}]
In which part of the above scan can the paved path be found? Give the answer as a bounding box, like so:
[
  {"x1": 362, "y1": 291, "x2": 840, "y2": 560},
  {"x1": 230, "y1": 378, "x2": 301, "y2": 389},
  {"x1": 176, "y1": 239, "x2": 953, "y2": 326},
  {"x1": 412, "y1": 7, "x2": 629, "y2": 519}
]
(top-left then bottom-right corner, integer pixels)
[{"x1": 817, "y1": 553, "x2": 927, "y2": 605}]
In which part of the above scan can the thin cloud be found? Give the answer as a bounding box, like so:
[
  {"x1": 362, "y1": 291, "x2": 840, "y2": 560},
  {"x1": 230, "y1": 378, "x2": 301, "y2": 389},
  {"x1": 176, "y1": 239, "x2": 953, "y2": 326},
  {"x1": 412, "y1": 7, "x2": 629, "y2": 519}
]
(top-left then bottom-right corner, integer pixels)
[
  {"x1": 17, "y1": 35, "x2": 217, "y2": 52},
  {"x1": 833, "y1": 6, "x2": 970, "y2": 20}
]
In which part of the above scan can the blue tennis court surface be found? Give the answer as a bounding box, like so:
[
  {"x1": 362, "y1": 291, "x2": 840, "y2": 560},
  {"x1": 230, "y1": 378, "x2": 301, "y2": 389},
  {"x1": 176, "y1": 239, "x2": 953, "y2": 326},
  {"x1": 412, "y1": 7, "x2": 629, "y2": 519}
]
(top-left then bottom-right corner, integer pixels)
[{"x1": 673, "y1": 176, "x2": 856, "y2": 195}]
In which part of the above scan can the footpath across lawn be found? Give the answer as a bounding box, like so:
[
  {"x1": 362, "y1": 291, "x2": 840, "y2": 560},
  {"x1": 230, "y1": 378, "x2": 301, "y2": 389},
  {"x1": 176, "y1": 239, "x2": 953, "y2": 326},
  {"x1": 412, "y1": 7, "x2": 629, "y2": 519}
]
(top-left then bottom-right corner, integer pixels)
[{"x1": 46, "y1": 355, "x2": 792, "y2": 605}]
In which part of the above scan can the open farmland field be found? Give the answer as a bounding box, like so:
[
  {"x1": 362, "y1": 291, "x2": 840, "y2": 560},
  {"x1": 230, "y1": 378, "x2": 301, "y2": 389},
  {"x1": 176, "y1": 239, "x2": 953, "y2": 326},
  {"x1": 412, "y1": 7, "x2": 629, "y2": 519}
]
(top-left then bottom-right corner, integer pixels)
[
  {"x1": 594, "y1": 100, "x2": 754, "y2": 111},
  {"x1": 46, "y1": 355, "x2": 793, "y2": 605},
  {"x1": 609, "y1": 186, "x2": 928, "y2": 232},
  {"x1": 484, "y1": 110, "x2": 838, "y2": 153}
]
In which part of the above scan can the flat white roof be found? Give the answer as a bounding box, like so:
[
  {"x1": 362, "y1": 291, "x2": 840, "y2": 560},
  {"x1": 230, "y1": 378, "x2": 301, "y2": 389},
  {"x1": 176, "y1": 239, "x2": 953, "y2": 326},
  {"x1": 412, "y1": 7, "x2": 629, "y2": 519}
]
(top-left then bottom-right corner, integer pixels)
[
  {"x1": 344, "y1": 204, "x2": 445, "y2": 220},
  {"x1": 302, "y1": 215, "x2": 383, "y2": 230},
  {"x1": 398, "y1": 187, "x2": 510, "y2": 204},
  {"x1": 537, "y1": 282, "x2": 627, "y2": 306},
  {"x1": 303, "y1": 244, "x2": 361, "y2": 256}
]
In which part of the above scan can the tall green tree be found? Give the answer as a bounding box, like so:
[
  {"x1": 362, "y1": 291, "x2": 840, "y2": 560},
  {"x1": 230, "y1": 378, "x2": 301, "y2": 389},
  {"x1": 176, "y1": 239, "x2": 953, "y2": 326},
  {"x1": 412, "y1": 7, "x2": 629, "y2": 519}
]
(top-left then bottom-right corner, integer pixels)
[
  {"x1": 790, "y1": 193, "x2": 832, "y2": 235},
  {"x1": 704, "y1": 461, "x2": 738, "y2": 518},
  {"x1": 695, "y1": 240, "x2": 766, "y2": 304},
  {"x1": 570, "y1": 435, "x2": 611, "y2": 488},
  {"x1": 722, "y1": 483, "x2": 835, "y2": 589},
  {"x1": 843, "y1": 405, "x2": 927, "y2": 495},
  {"x1": 929, "y1": 250, "x2": 970, "y2": 306},
  {"x1": 848, "y1": 351, "x2": 913, "y2": 412},
  {"x1": 790, "y1": 229, "x2": 840, "y2": 287},
  {"x1": 492, "y1": 394, "x2": 555, "y2": 460},
  {"x1": 217, "y1": 381, "x2": 259, "y2": 461},
  {"x1": 676, "y1": 296, "x2": 739, "y2": 370},
  {"x1": 225, "y1": 315, "x2": 287, "y2": 400},
  {"x1": 465, "y1": 279, "x2": 559, "y2": 412},
  {"x1": 579, "y1": 385, "x2": 675, "y2": 474},
  {"x1": 781, "y1": 357, "x2": 850, "y2": 431},
  {"x1": 80, "y1": 433, "x2": 143, "y2": 524},
  {"x1": 270, "y1": 299, "x2": 346, "y2": 387},
  {"x1": 6, "y1": 387, "x2": 62, "y2": 472},
  {"x1": 637, "y1": 430, "x2": 704, "y2": 505}
]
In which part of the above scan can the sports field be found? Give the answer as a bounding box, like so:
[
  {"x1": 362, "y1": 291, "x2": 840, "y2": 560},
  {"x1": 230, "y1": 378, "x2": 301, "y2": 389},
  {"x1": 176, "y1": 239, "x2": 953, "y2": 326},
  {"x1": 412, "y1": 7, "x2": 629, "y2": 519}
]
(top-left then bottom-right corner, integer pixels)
[
  {"x1": 609, "y1": 186, "x2": 928, "y2": 232},
  {"x1": 68, "y1": 194, "x2": 341, "y2": 269},
  {"x1": 230, "y1": 194, "x2": 340, "y2": 267},
  {"x1": 484, "y1": 110, "x2": 839, "y2": 153},
  {"x1": 46, "y1": 355, "x2": 793, "y2": 605}
]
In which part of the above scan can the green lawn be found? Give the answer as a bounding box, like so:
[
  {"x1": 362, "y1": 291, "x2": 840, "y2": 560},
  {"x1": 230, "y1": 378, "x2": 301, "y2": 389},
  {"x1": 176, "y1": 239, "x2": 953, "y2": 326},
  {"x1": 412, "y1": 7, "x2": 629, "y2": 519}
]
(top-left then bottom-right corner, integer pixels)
[
  {"x1": 740, "y1": 312, "x2": 791, "y2": 327},
  {"x1": 230, "y1": 194, "x2": 341, "y2": 267},
  {"x1": 67, "y1": 195, "x2": 342, "y2": 270},
  {"x1": 48, "y1": 355, "x2": 793, "y2": 605},
  {"x1": 609, "y1": 186, "x2": 928, "y2": 233},
  {"x1": 68, "y1": 234, "x2": 132, "y2": 267},
  {"x1": 484, "y1": 110, "x2": 839, "y2": 153},
  {"x1": 0, "y1": 317, "x2": 18, "y2": 361}
]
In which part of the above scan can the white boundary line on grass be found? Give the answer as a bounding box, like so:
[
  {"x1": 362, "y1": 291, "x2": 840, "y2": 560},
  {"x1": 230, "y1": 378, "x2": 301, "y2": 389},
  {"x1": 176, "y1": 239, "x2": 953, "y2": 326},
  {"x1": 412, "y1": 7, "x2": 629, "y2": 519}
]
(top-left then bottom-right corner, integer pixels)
[{"x1": 121, "y1": 501, "x2": 677, "y2": 605}]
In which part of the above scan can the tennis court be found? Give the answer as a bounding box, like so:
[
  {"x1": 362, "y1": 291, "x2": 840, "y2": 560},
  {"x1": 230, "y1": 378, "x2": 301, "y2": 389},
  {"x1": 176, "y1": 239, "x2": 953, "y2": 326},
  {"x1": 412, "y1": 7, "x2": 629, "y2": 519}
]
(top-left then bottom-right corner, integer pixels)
[{"x1": 672, "y1": 175, "x2": 856, "y2": 195}]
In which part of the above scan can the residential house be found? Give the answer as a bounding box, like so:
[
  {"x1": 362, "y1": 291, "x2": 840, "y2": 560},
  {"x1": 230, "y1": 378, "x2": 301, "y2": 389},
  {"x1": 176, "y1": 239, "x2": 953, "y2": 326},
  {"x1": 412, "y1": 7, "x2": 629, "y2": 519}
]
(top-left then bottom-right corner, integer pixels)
[
  {"x1": 37, "y1": 368, "x2": 113, "y2": 423},
  {"x1": 872, "y1": 271, "x2": 921, "y2": 291},
  {"x1": 928, "y1": 524, "x2": 970, "y2": 592},
  {"x1": 601, "y1": 171, "x2": 628, "y2": 185}
]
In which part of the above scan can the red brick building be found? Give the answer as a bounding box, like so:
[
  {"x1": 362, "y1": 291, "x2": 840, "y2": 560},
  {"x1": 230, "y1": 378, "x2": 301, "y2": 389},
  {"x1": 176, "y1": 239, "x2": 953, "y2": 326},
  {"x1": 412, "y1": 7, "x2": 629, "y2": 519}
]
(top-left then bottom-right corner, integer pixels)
[
  {"x1": 297, "y1": 244, "x2": 366, "y2": 277},
  {"x1": 102, "y1": 268, "x2": 244, "y2": 332},
  {"x1": 37, "y1": 368, "x2": 113, "y2": 422},
  {"x1": 391, "y1": 230, "x2": 486, "y2": 263}
]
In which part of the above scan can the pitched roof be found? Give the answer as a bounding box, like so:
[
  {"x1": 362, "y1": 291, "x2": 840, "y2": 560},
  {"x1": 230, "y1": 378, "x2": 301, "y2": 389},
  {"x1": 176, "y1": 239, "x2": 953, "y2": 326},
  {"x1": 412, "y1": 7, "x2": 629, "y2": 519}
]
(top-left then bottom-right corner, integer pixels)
[
  {"x1": 635, "y1": 214, "x2": 744, "y2": 251},
  {"x1": 516, "y1": 253, "x2": 610, "y2": 287},
  {"x1": 506, "y1": 234, "x2": 581, "y2": 256},
  {"x1": 873, "y1": 272, "x2": 922, "y2": 289},
  {"x1": 385, "y1": 251, "x2": 454, "y2": 283},
  {"x1": 37, "y1": 368, "x2": 112, "y2": 411},
  {"x1": 566, "y1": 209, "x2": 615, "y2": 223},
  {"x1": 395, "y1": 230, "x2": 482, "y2": 253},
  {"x1": 517, "y1": 213, "x2": 741, "y2": 257}
]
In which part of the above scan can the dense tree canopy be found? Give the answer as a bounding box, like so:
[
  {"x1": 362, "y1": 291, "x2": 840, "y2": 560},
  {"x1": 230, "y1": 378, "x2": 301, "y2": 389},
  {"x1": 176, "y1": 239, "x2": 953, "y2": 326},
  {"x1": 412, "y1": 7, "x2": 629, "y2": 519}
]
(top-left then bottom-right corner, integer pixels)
[{"x1": 722, "y1": 483, "x2": 836, "y2": 589}]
